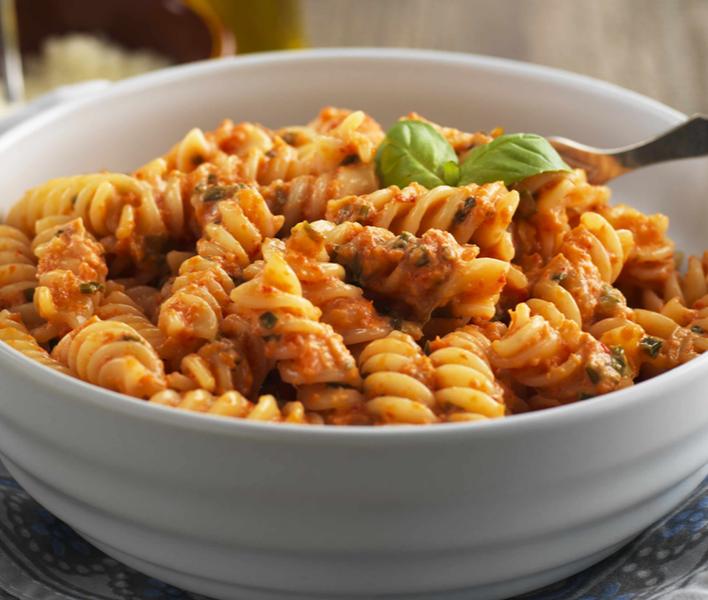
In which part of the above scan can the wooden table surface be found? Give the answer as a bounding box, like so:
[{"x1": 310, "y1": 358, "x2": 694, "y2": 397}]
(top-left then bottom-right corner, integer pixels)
[{"x1": 302, "y1": 0, "x2": 707, "y2": 116}]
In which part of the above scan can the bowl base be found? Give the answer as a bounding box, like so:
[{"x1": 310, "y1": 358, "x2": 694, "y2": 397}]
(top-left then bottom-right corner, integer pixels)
[
  {"x1": 82, "y1": 532, "x2": 629, "y2": 600},
  {"x1": 3, "y1": 455, "x2": 706, "y2": 600}
]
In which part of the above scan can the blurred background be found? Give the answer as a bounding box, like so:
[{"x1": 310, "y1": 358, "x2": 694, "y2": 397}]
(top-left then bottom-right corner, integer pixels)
[{"x1": 1, "y1": 0, "x2": 706, "y2": 114}]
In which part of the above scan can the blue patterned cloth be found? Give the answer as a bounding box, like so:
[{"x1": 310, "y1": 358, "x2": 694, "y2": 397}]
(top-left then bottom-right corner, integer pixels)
[{"x1": 0, "y1": 459, "x2": 705, "y2": 600}]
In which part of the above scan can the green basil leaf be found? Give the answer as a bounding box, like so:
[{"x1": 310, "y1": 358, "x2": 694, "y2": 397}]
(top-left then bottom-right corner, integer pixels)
[
  {"x1": 459, "y1": 133, "x2": 571, "y2": 186},
  {"x1": 375, "y1": 120, "x2": 458, "y2": 188}
]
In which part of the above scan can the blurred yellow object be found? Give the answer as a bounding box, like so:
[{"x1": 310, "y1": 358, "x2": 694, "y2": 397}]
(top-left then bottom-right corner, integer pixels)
[{"x1": 201, "y1": 0, "x2": 306, "y2": 53}]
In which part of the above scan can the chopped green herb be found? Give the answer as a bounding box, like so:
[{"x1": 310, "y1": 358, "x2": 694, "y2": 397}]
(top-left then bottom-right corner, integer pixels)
[
  {"x1": 54, "y1": 228, "x2": 66, "y2": 237},
  {"x1": 586, "y1": 366, "x2": 600, "y2": 384},
  {"x1": 358, "y1": 205, "x2": 371, "y2": 219},
  {"x1": 610, "y1": 346, "x2": 627, "y2": 375},
  {"x1": 71, "y1": 194, "x2": 78, "y2": 206},
  {"x1": 259, "y1": 311, "x2": 278, "y2": 329},
  {"x1": 579, "y1": 392, "x2": 594, "y2": 400},
  {"x1": 203, "y1": 186, "x2": 234, "y2": 202},
  {"x1": 550, "y1": 272, "x2": 567, "y2": 283},
  {"x1": 599, "y1": 285, "x2": 621, "y2": 305},
  {"x1": 120, "y1": 334, "x2": 142, "y2": 343},
  {"x1": 423, "y1": 340, "x2": 431, "y2": 354},
  {"x1": 23, "y1": 287, "x2": 35, "y2": 302},
  {"x1": 415, "y1": 248, "x2": 431, "y2": 267},
  {"x1": 391, "y1": 232, "x2": 413, "y2": 249},
  {"x1": 639, "y1": 336, "x2": 663, "y2": 358},
  {"x1": 79, "y1": 281, "x2": 104, "y2": 294},
  {"x1": 340, "y1": 154, "x2": 359, "y2": 166},
  {"x1": 207, "y1": 173, "x2": 218, "y2": 185},
  {"x1": 390, "y1": 316, "x2": 403, "y2": 330},
  {"x1": 453, "y1": 196, "x2": 477, "y2": 224},
  {"x1": 691, "y1": 325, "x2": 704, "y2": 334}
]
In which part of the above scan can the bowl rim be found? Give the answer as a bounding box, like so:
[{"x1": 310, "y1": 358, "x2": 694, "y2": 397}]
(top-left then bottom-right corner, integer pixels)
[{"x1": 0, "y1": 47, "x2": 700, "y2": 440}]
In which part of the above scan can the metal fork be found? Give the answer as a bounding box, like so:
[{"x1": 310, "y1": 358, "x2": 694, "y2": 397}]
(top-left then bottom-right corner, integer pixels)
[{"x1": 548, "y1": 114, "x2": 708, "y2": 185}]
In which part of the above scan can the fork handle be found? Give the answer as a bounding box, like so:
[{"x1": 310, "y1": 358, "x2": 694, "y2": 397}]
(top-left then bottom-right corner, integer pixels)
[{"x1": 612, "y1": 114, "x2": 708, "y2": 169}]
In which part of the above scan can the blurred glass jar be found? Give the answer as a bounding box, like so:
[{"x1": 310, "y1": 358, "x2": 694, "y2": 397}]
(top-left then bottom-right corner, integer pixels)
[
  {"x1": 201, "y1": 0, "x2": 306, "y2": 53},
  {"x1": 1, "y1": 0, "x2": 305, "y2": 108},
  {"x1": 1, "y1": 0, "x2": 235, "y2": 104}
]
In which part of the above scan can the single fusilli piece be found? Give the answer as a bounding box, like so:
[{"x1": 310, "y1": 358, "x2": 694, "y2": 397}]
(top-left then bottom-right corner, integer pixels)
[
  {"x1": 600, "y1": 203, "x2": 676, "y2": 300},
  {"x1": 0, "y1": 224, "x2": 40, "y2": 328},
  {"x1": 7, "y1": 173, "x2": 165, "y2": 264},
  {"x1": 0, "y1": 310, "x2": 70, "y2": 375},
  {"x1": 491, "y1": 300, "x2": 633, "y2": 407},
  {"x1": 513, "y1": 169, "x2": 611, "y2": 266},
  {"x1": 281, "y1": 221, "x2": 400, "y2": 345},
  {"x1": 530, "y1": 212, "x2": 634, "y2": 328},
  {"x1": 32, "y1": 218, "x2": 107, "y2": 341},
  {"x1": 150, "y1": 389, "x2": 318, "y2": 423},
  {"x1": 261, "y1": 162, "x2": 378, "y2": 232},
  {"x1": 96, "y1": 282, "x2": 167, "y2": 357},
  {"x1": 230, "y1": 239, "x2": 363, "y2": 419},
  {"x1": 165, "y1": 321, "x2": 268, "y2": 400},
  {"x1": 326, "y1": 181, "x2": 519, "y2": 261},
  {"x1": 321, "y1": 222, "x2": 510, "y2": 323},
  {"x1": 230, "y1": 240, "x2": 361, "y2": 386},
  {"x1": 158, "y1": 256, "x2": 235, "y2": 349},
  {"x1": 428, "y1": 325, "x2": 506, "y2": 422},
  {"x1": 358, "y1": 331, "x2": 437, "y2": 424},
  {"x1": 194, "y1": 186, "x2": 284, "y2": 276},
  {"x1": 52, "y1": 317, "x2": 166, "y2": 398}
]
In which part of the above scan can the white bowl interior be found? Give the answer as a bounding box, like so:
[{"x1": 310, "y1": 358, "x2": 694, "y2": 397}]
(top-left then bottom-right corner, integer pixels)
[{"x1": 0, "y1": 49, "x2": 705, "y2": 255}]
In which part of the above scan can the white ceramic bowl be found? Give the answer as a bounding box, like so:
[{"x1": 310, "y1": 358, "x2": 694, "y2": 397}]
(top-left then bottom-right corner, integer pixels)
[{"x1": 0, "y1": 49, "x2": 706, "y2": 600}]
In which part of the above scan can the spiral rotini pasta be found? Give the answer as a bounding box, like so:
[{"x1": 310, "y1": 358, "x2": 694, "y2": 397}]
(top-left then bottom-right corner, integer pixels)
[
  {"x1": 0, "y1": 310, "x2": 70, "y2": 375},
  {"x1": 261, "y1": 162, "x2": 379, "y2": 232},
  {"x1": 428, "y1": 325, "x2": 506, "y2": 422},
  {"x1": 96, "y1": 282, "x2": 167, "y2": 357},
  {"x1": 8, "y1": 173, "x2": 165, "y2": 264},
  {"x1": 195, "y1": 186, "x2": 284, "y2": 275},
  {"x1": 166, "y1": 332, "x2": 267, "y2": 399},
  {"x1": 600, "y1": 203, "x2": 676, "y2": 298},
  {"x1": 158, "y1": 255, "x2": 235, "y2": 348},
  {"x1": 513, "y1": 169, "x2": 611, "y2": 266},
  {"x1": 32, "y1": 218, "x2": 108, "y2": 341},
  {"x1": 230, "y1": 240, "x2": 361, "y2": 390},
  {"x1": 52, "y1": 317, "x2": 166, "y2": 398},
  {"x1": 282, "y1": 221, "x2": 398, "y2": 345},
  {"x1": 150, "y1": 389, "x2": 317, "y2": 423},
  {"x1": 531, "y1": 212, "x2": 634, "y2": 328},
  {"x1": 326, "y1": 181, "x2": 519, "y2": 261},
  {"x1": 0, "y1": 225, "x2": 40, "y2": 328},
  {"x1": 491, "y1": 300, "x2": 633, "y2": 407},
  {"x1": 0, "y1": 107, "x2": 703, "y2": 425},
  {"x1": 359, "y1": 331, "x2": 437, "y2": 424},
  {"x1": 322, "y1": 222, "x2": 509, "y2": 322}
]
